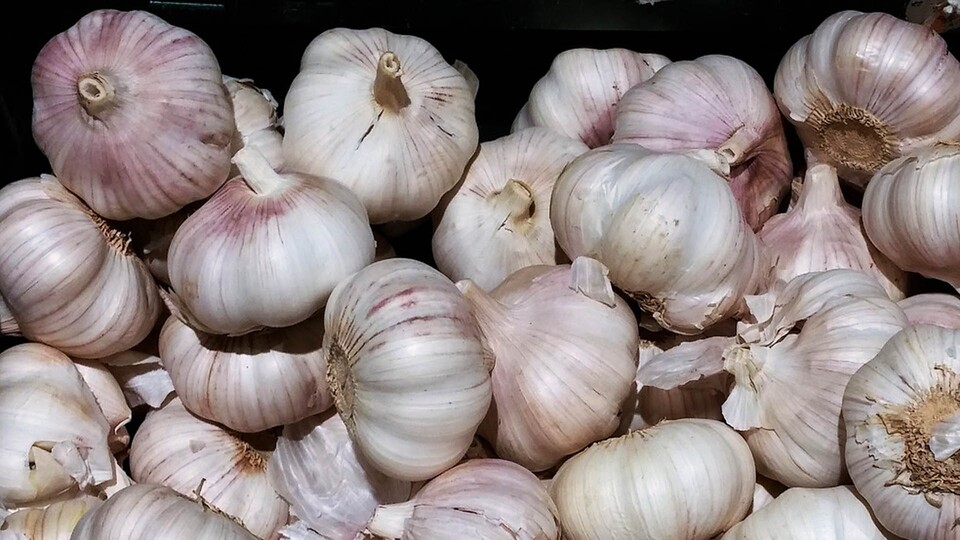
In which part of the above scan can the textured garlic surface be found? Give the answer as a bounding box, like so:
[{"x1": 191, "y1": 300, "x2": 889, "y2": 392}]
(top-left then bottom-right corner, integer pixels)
[
  {"x1": 899, "y1": 294, "x2": 960, "y2": 330},
  {"x1": 0, "y1": 495, "x2": 102, "y2": 540}
]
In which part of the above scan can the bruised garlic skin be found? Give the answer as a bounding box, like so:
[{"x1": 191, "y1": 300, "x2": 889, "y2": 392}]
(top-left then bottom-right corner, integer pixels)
[
  {"x1": 433, "y1": 128, "x2": 588, "y2": 289},
  {"x1": 323, "y1": 258, "x2": 492, "y2": 481},
  {"x1": 0, "y1": 176, "x2": 160, "y2": 358},
  {"x1": 899, "y1": 294, "x2": 960, "y2": 329},
  {"x1": 613, "y1": 55, "x2": 792, "y2": 230},
  {"x1": 159, "y1": 313, "x2": 331, "y2": 433},
  {"x1": 512, "y1": 48, "x2": 670, "y2": 148},
  {"x1": 774, "y1": 11, "x2": 960, "y2": 188},
  {"x1": 0, "y1": 494, "x2": 102, "y2": 539},
  {"x1": 129, "y1": 399, "x2": 288, "y2": 539},
  {"x1": 759, "y1": 163, "x2": 907, "y2": 300},
  {"x1": 31, "y1": 9, "x2": 235, "y2": 220},
  {"x1": 97, "y1": 350, "x2": 174, "y2": 409},
  {"x1": 283, "y1": 28, "x2": 478, "y2": 224},
  {"x1": 224, "y1": 76, "x2": 283, "y2": 170},
  {"x1": 72, "y1": 359, "x2": 132, "y2": 454}
]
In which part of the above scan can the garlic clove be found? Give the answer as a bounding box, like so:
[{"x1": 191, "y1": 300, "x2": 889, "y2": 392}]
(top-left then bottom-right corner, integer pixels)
[
  {"x1": 224, "y1": 76, "x2": 283, "y2": 171},
  {"x1": 97, "y1": 350, "x2": 174, "y2": 410},
  {"x1": 898, "y1": 293, "x2": 960, "y2": 329},
  {"x1": 0, "y1": 494, "x2": 103, "y2": 539},
  {"x1": 72, "y1": 359, "x2": 133, "y2": 455}
]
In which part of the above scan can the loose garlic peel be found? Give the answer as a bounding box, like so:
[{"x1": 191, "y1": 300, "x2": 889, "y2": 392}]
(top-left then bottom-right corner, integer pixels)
[
  {"x1": 72, "y1": 359, "x2": 133, "y2": 455},
  {"x1": 612, "y1": 54, "x2": 792, "y2": 230},
  {"x1": 899, "y1": 294, "x2": 960, "y2": 330},
  {"x1": 224, "y1": 76, "x2": 283, "y2": 170},
  {"x1": 0, "y1": 176, "x2": 161, "y2": 358},
  {"x1": 323, "y1": 258, "x2": 492, "y2": 482},
  {"x1": 550, "y1": 419, "x2": 755, "y2": 540},
  {"x1": 129, "y1": 399, "x2": 288, "y2": 539},
  {"x1": 433, "y1": 127, "x2": 589, "y2": 290},
  {"x1": 774, "y1": 11, "x2": 960, "y2": 187},
  {"x1": 0, "y1": 494, "x2": 103, "y2": 539},
  {"x1": 97, "y1": 350, "x2": 174, "y2": 410}
]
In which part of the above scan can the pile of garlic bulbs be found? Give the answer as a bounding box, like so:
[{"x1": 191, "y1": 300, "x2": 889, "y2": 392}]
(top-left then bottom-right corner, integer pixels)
[{"x1": 6, "y1": 5, "x2": 960, "y2": 540}]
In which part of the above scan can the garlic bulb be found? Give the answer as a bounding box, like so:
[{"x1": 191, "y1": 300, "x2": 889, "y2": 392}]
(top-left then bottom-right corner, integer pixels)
[
  {"x1": 0, "y1": 495, "x2": 102, "y2": 540},
  {"x1": 512, "y1": 48, "x2": 670, "y2": 148},
  {"x1": 97, "y1": 350, "x2": 174, "y2": 409},
  {"x1": 225, "y1": 76, "x2": 283, "y2": 169},
  {"x1": 159, "y1": 312, "x2": 331, "y2": 433},
  {"x1": 457, "y1": 257, "x2": 638, "y2": 471},
  {"x1": 283, "y1": 28, "x2": 479, "y2": 223},
  {"x1": 129, "y1": 399, "x2": 288, "y2": 539},
  {"x1": 759, "y1": 163, "x2": 907, "y2": 300},
  {"x1": 72, "y1": 359, "x2": 132, "y2": 454},
  {"x1": 71, "y1": 484, "x2": 258, "y2": 540},
  {"x1": 863, "y1": 144, "x2": 960, "y2": 290},
  {"x1": 612, "y1": 55, "x2": 792, "y2": 230},
  {"x1": 722, "y1": 486, "x2": 893, "y2": 539},
  {"x1": 899, "y1": 294, "x2": 960, "y2": 329},
  {"x1": 774, "y1": 11, "x2": 960, "y2": 187},
  {"x1": 366, "y1": 459, "x2": 559, "y2": 539},
  {"x1": 550, "y1": 419, "x2": 755, "y2": 540},
  {"x1": 167, "y1": 147, "x2": 374, "y2": 335},
  {"x1": 31, "y1": 9, "x2": 235, "y2": 220},
  {"x1": 267, "y1": 411, "x2": 411, "y2": 540},
  {"x1": 323, "y1": 258, "x2": 492, "y2": 481},
  {"x1": 551, "y1": 144, "x2": 767, "y2": 334},
  {"x1": 0, "y1": 344, "x2": 113, "y2": 509},
  {"x1": 432, "y1": 128, "x2": 588, "y2": 289},
  {"x1": 0, "y1": 176, "x2": 160, "y2": 358}
]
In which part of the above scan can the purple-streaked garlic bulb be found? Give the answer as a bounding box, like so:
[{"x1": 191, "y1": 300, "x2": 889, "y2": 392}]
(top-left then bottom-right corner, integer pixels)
[{"x1": 898, "y1": 294, "x2": 960, "y2": 329}]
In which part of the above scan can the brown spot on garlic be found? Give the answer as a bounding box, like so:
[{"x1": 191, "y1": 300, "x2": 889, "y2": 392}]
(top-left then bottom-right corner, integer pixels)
[
  {"x1": 326, "y1": 341, "x2": 358, "y2": 437},
  {"x1": 810, "y1": 104, "x2": 898, "y2": 174}
]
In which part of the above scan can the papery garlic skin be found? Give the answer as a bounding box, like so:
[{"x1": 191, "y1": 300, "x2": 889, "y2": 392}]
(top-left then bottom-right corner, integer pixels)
[
  {"x1": 0, "y1": 495, "x2": 102, "y2": 540},
  {"x1": 0, "y1": 295, "x2": 16, "y2": 335},
  {"x1": 31, "y1": 9, "x2": 235, "y2": 220},
  {"x1": 512, "y1": 48, "x2": 670, "y2": 148},
  {"x1": 550, "y1": 419, "x2": 755, "y2": 540},
  {"x1": 899, "y1": 294, "x2": 960, "y2": 329},
  {"x1": 613, "y1": 55, "x2": 792, "y2": 230},
  {"x1": 774, "y1": 11, "x2": 960, "y2": 187},
  {"x1": 433, "y1": 128, "x2": 588, "y2": 289},
  {"x1": 224, "y1": 76, "x2": 283, "y2": 169},
  {"x1": 323, "y1": 258, "x2": 492, "y2": 481},
  {"x1": 97, "y1": 350, "x2": 174, "y2": 409},
  {"x1": 0, "y1": 176, "x2": 160, "y2": 358},
  {"x1": 283, "y1": 28, "x2": 478, "y2": 224},
  {"x1": 72, "y1": 359, "x2": 132, "y2": 454}
]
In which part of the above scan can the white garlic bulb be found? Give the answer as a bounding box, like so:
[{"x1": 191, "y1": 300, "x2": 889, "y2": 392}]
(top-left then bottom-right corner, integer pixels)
[
  {"x1": 167, "y1": 147, "x2": 374, "y2": 335},
  {"x1": 129, "y1": 399, "x2": 287, "y2": 539},
  {"x1": 843, "y1": 324, "x2": 960, "y2": 540},
  {"x1": 283, "y1": 28, "x2": 479, "y2": 224},
  {"x1": 72, "y1": 359, "x2": 132, "y2": 454},
  {"x1": 457, "y1": 257, "x2": 638, "y2": 471},
  {"x1": 224, "y1": 76, "x2": 283, "y2": 170},
  {"x1": 97, "y1": 350, "x2": 174, "y2": 409},
  {"x1": 323, "y1": 258, "x2": 492, "y2": 481},
  {"x1": 899, "y1": 294, "x2": 960, "y2": 329},
  {"x1": 774, "y1": 11, "x2": 960, "y2": 187},
  {"x1": 551, "y1": 144, "x2": 767, "y2": 334},
  {"x1": 512, "y1": 48, "x2": 670, "y2": 148},
  {"x1": 759, "y1": 163, "x2": 907, "y2": 300},
  {"x1": 366, "y1": 459, "x2": 560, "y2": 539},
  {"x1": 432, "y1": 128, "x2": 588, "y2": 289},
  {"x1": 31, "y1": 9, "x2": 235, "y2": 220},
  {"x1": 550, "y1": 419, "x2": 755, "y2": 540},
  {"x1": 0, "y1": 494, "x2": 102, "y2": 539},
  {"x1": 0, "y1": 176, "x2": 160, "y2": 358},
  {"x1": 613, "y1": 55, "x2": 792, "y2": 230}
]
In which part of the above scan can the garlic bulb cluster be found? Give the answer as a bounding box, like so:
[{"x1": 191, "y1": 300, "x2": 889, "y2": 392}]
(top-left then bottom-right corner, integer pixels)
[
  {"x1": 225, "y1": 76, "x2": 283, "y2": 170},
  {"x1": 366, "y1": 459, "x2": 560, "y2": 539},
  {"x1": 759, "y1": 163, "x2": 907, "y2": 300},
  {"x1": 323, "y1": 258, "x2": 492, "y2": 481},
  {"x1": 843, "y1": 324, "x2": 960, "y2": 540},
  {"x1": 550, "y1": 419, "x2": 755, "y2": 540},
  {"x1": 167, "y1": 147, "x2": 374, "y2": 335},
  {"x1": 97, "y1": 350, "x2": 174, "y2": 409},
  {"x1": 512, "y1": 48, "x2": 670, "y2": 148},
  {"x1": 31, "y1": 9, "x2": 235, "y2": 220},
  {"x1": 774, "y1": 11, "x2": 960, "y2": 187},
  {"x1": 0, "y1": 176, "x2": 160, "y2": 358},
  {"x1": 283, "y1": 28, "x2": 479, "y2": 224},
  {"x1": 0, "y1": 495, "x2": 102, "y2": 539},
  {"x1": 458, "y1": 257, "x2": 638, "y2": 470},
  {"x1": 72, "y1": 359, "x2": 132, "y2": 454},
  {"x1": 432, "y1": 128, "x2": 588, "y2": 289},
  {"x1": 551, "y1": 144, "x2": 767, "y2": 334},
  {"x1": 613, "y1": 55, "x2": 792, "y2": 230},
  {"x1": 899, "y1": 294, "x2": 960, "y2": 329}
]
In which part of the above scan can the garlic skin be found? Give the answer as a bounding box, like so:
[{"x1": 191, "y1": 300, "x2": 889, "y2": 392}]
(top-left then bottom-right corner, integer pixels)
[
  {"x1": 323, "y1": 258, "x2": 492, "y2": 481},
  {"x1": 752, "y1": 477, "x2": 786, "y2": 513},
  {"x1": 167, "y1": 147, "x2": 374, "y2": 335},
  {"x1": 97, "y1": 350, "x2": 174, "y2": 409},
  {"x1": 72, "y1": 359, "x2": 132, "y2": 455},
  {"x1": 843, "y1": 325, "x2": 960, "y2": 540},
  {"x1": 899, "y1": 294, "x2": 960, "y2": 329},
  {"x1": 0, "y1": 344, "x2": 113, "y2": 509},
  {"x1": 550, "y1": 419, "x2": 755, "y2": 540},
  {"x1": 366, "y1": 459, "x2": 559, "y2": 539},
  {"x1": 863, "y1": 145, "x2": 960, "y2": 291},
  {"x1": 283, "y1": 28, "x2": 479, "y2": 224},
  {"x1": 224, "y1": 76, "x2": 283, "y2": 170},
  {"x1": 432, "y1": 128, "x2": 588, "y2": 290},
  {"x1": 159, "y1": 312, "x2": 331, "y2": 433},
  {"x1": 458, "y1": 258, "x2": 638, "y2": 471},
  {"x1": 774, "y1": 11, "x2": 960, "y2": 187},
  {"x1": 512, "y1": 48, "x2": 670, "y2": 148},
  {"x1": 0, "y1": 176, "x2": 160, "y2": 358},
  {"x1": 0, "y1": 295, "x2": 16, "y2": 335},
  {"x1": 759, "y1": 163, "x2": 907, "y2": 300},
  {"x1": 129, "y1": 399, "x2": 288, "y2": 539},
  {"x1": 0, "y1": 495, "x2": 102, "y2": 540},
  {"x1": 71, "y1": 484, "x2": 259, "y2": 540},
  {"x1": 612, "y1": 55, "x2": 792, "y2": 230},
  {"x1": 31, "y1": 9, "x2": 235, "y2": 220}
]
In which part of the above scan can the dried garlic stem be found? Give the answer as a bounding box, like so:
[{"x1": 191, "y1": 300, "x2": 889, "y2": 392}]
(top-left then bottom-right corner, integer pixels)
[
  {"x1": 795, "y1": 163, "x2": 845, "y2": 210},
  {"x1": 77, "y1": 71, "x2": 116, "y2": 117},
  {"x1": 374, "y1": 52, "x2": 412, "y2": 112},
  {"x1": 231, "y1": 146, "x2": 286, "y2": 195},
  {"x1": 491, "y1": 179, "x2": 535, "y2": 223},
  {"x1": 457, "y1": 280, "x2": 508, "y2": 324},
  {"x1": 366, "y1": 500, "x2": 417, "y2": 538},
  {"x1": 717, "y1": 126, "x2": 753, "y2": 168}
]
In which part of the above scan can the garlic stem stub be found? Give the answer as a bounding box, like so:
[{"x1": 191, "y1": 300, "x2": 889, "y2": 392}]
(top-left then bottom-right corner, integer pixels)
[
  {"x1": 31, "y1": 9, "x2": 236, "y2": 220},
  {"x1": 899, "y1": 294, "x2": 960, "y2": 330},
  {"x1": 0, "y1": 494, "x2": 103, "y2": 540},
  {"x1": 224, "y1": 75, "x2": 284, "y2": 170}
]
